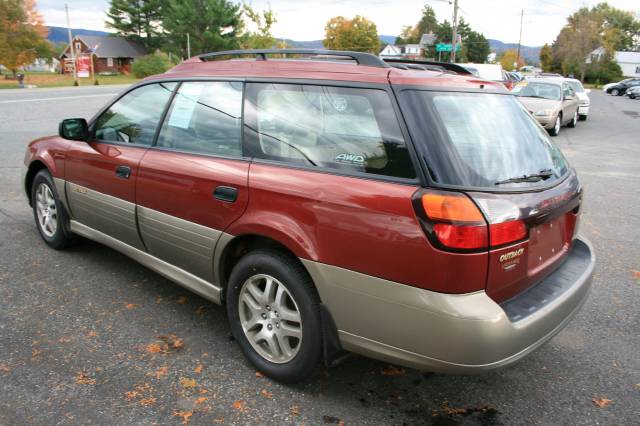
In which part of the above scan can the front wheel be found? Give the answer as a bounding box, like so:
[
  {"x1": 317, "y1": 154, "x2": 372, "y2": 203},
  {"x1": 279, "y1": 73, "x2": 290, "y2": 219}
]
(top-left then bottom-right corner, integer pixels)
[
  {"x1": 549, "y1": 115, "x2": 561, "y2": 136},
  {"x1": 226, "y1": 249, "x2": 322, "y2": 383},
  {"x1": 567, "y1": 111, "x2": 578, "y2": 128},
  {"x1": 611, "y1": 88, "x2": 619, "y2": 96},
  {"x1": 31, "y1": 170, "x2": 74, "y2": 249}
]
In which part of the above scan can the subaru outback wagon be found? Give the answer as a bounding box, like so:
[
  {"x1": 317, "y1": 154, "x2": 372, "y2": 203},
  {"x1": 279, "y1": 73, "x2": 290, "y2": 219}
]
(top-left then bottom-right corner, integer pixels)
[{"x1": 23, "y1": 49, "x2": 594, "y2": 383}]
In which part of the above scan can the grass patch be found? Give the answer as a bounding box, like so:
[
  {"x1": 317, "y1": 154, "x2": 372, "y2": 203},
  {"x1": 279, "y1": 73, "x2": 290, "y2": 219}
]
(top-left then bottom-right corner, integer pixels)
[{"x1": 0, "y1": 72, "x2": 140, "y2": 89}]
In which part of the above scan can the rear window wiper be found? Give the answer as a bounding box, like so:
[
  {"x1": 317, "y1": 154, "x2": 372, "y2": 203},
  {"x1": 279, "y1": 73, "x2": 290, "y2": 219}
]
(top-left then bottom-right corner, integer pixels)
[{"x1": 495, "y1": 169, "x2": 554, "y2": 185}]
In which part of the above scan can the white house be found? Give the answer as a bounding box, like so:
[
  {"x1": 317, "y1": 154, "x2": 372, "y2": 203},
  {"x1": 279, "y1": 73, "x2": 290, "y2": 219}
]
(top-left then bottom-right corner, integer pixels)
[
  {"x1": 587, "y1": 47, "x2": 640, "y2": 77},
  {"x1": 379, "y1": 44, "x2": 403, "y2": 58},
  {"x1": 379, "y1": 44, "x2": 423, "y2": 59}
]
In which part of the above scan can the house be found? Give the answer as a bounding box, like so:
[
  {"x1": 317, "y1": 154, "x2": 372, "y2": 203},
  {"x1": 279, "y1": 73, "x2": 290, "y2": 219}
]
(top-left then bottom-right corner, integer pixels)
[
  {"x1": 379, "y1": 44, "x2": 424, "y2": 59},
  {"x1": 587, "y1": 47, "x2": 640, "y2": 78},
  {"x1": 60, "y1": 35, "x2": 147, "y2": 75}
]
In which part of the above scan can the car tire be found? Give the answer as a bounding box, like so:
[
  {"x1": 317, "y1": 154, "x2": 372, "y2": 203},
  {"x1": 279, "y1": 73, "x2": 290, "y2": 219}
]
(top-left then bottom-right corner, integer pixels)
[
  {"x1": 611, "y1": 88, "x2": 619, "y2": 96},
  {"x1": 567, "y1": 111, "x2": 578, "y2": 128},
  {"x1": 549, "y1": 115, "x2": 561, "y2": 136},
  {"x1": 226, "y1": 249, "x2": 323, "y2": 383},
  {"x1": 31, "y1": 169, "x2": 75, "y2": 249},
  {"x1": 578, "y1": 114, "x2": 587, "y2": 121}
]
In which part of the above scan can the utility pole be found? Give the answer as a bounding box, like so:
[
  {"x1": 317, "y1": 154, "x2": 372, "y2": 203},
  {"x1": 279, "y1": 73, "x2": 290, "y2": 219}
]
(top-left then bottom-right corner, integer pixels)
[
  {"x1": 516, "y1": 9, "x2": 524, "y2": 70},
  {"x1": 186, "y1": 33, "x2": 191, "y2": 58},
  {"x1": 450, "y1": 0, "x2": 459, "y2": 63},
  {"x1": 65, "y1": 3, "x2": 78, "y2": 86}
]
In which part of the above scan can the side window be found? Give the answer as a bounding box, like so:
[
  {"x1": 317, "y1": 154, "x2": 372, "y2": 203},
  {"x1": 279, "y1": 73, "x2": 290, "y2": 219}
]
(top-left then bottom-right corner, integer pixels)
[
  {"x1": 244, "y1": 83, "x2": 416, "y2": 179},
  {"x1": 94, "y1": 82, "x2": 176, "y2": 145},
  {"x1": 156, "y1": 81, "x2": 243, "y2": 157}
]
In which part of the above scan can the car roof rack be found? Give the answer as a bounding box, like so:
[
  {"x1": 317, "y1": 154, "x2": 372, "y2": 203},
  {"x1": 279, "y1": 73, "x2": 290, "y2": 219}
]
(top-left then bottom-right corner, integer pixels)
[
  {"x1": 198, "y1": 49, "x2": 390, "y2": 69},
  {"x1": 382, "y1": 58, "x2": 472, "y2": 75}
]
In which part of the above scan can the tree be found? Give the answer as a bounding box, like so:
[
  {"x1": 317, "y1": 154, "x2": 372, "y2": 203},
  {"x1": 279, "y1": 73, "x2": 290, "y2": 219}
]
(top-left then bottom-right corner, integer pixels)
[
  {"x1": 106, "y1": 0, "x2": 164, "y2": 51},
  {"x1": 239, "y1": 4, "x2": 276, "y2": 49},
  {"x1": 131, "y1": 51, "x2": 173, "y2": 77},
  {"x1": 539, "y1": 43, "x2": 553, "y2": 71},
  {"x1": 162, "y1": 0, "x2": 242, "y2": 58},
  {"x1": 499, "y1": 49, "x2": 524, "y2": 71},
  {"x1": 0, "y1": 0, "x2": 50, "y2": 76},
  {"x1": 324, "y1": 15, "x2": 380, "y2": 53}
]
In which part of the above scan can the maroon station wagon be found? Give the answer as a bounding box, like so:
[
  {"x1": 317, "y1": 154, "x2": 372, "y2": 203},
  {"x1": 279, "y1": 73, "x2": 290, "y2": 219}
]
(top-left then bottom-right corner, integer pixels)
[{"x1": 23, "y1": 50, "x2": 595, "y2": 383}]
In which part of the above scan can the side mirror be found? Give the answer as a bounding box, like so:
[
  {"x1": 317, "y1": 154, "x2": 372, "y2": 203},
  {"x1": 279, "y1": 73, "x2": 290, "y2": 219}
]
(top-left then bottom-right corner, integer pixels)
[{"x1": 59, "y1": 118, "x2": 89, "y2": 141}]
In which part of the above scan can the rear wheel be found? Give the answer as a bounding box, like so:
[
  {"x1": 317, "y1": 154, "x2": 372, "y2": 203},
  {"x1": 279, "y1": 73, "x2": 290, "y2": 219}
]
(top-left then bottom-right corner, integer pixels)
[
  {"x1": 578, "y1": 114, "x2": 587, "y2": 121},
  {"x1": 549, "y1": 115, "x2": 561, "y2": 136},
  {"x1": 226, "y1": 249, "x2": 322, "y2": 383},
  {"x1": 611, "y1": 88, "x2": 619, "y2": 96},
  {"x1": 31, "y1": 170, "x2": 74, "y2": 249},
  {"x1": 567, "y1": 111, "x2": 578, "y2": 128}
]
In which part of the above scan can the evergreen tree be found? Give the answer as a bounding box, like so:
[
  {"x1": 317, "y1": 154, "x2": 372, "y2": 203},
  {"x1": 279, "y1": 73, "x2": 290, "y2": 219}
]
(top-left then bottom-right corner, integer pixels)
[
  {"x1": 106, "y1": 0, "x2": 164, "y2": 51},
  {"x1": 162, "y1": 0, "x2": 242, "y2": 57}
]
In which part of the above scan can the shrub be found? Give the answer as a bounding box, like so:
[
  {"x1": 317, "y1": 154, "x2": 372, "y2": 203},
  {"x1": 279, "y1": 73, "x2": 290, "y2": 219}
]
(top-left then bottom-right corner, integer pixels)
[
  {"x1": 584, "y1": 57, "x2": 623, "y2": 85},
  {"x1": 132, "y1": 52, "x2": 173, "y2": 78}
]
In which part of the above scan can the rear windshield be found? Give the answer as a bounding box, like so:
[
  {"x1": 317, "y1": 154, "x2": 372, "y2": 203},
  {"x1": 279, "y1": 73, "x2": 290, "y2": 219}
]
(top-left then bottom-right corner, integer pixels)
[
  {"x1": 400, "y1": 91, "x2": 569, "y2": 189},
  {"x1": 512, "y1": 82, "x2": 561, "y2": 100}
]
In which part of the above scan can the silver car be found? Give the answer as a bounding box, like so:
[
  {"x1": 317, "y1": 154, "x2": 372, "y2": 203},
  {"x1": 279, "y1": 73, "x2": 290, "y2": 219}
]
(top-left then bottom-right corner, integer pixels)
[{"x1": 512, "y1": 79, "x2": 580, "y2": 136}]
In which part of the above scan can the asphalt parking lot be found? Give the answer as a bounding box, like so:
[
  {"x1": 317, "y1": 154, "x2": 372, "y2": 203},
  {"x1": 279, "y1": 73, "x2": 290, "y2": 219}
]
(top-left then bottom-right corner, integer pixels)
[{"x1": 0, "y1": 85, "x2": 638, "y2": 425}]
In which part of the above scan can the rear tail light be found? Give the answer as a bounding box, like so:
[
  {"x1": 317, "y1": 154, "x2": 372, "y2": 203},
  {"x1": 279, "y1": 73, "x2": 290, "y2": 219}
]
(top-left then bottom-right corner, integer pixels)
[{"x1": 414, "y1": 190, "x2": 529, "y2": 252}]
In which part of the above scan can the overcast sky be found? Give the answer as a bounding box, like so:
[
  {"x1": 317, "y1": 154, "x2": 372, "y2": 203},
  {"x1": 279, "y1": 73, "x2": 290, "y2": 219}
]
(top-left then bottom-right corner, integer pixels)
[{"x1": 39, "y1": 0, "x2": 639, "y2": 46}]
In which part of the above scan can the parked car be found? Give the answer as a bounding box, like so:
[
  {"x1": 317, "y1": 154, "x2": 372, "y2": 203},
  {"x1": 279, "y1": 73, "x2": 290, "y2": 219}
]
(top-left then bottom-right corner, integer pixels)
[
  {"x1": 545, "y1": 77, "x2": 591, "y2": 121},
  {"x1": 459, "y1": 63, "x2": 511, "y2": 88},
  {"x1": 602, "y1": 78, "x2": 640, "y2": 93},
  {"x1": 512, "y1": 79, "x2": 580, "y2": 135},
  {"x1": 626, "y1": 86, "x2": 640, "y2": 99},
  {"x1": 23, "y1": 49, "x2": 594, "y2": 383},
  {"x1": 606, "y1": 79, "x2": 640, "y2": 96}
]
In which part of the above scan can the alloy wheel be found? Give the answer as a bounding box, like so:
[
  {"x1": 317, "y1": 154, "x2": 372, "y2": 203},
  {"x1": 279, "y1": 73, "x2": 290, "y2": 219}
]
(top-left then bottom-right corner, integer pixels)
[
  {"x1": 35, "y1": 183, "x2": 57, "y2": 238},
  {"x1": 238, "y1": 274, "x2": 303, "y2": 363},
  {"x1": 554, "y1": 116, "x2": 561, "y2": 135}
]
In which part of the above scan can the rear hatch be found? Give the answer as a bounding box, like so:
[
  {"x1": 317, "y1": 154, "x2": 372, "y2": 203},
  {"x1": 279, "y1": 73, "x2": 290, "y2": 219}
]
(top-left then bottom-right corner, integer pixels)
[{"x1": 398, "y1": 88, "x2": 582, "y2": 302}]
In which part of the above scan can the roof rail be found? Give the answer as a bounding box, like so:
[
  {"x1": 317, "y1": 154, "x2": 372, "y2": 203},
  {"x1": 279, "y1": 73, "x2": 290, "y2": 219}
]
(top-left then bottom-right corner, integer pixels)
[
  {"x1": 382, "y1": 58, "x2": 472, "y2": 75},
  {"x1": 198, "y1": 49, "x2": 390, "y2": 69}
]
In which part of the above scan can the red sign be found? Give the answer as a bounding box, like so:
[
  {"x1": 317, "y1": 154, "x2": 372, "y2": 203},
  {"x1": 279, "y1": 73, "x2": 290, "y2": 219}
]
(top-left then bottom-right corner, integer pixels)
[{"x1": 77, "y1": 55, "x2": 91, "y2": 78}]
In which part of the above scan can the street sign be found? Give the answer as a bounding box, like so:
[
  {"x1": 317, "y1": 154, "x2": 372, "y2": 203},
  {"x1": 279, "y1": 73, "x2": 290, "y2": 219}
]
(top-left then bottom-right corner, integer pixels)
[{"x1": 436, "y1": 43, "x2": 461, "y2": 52}]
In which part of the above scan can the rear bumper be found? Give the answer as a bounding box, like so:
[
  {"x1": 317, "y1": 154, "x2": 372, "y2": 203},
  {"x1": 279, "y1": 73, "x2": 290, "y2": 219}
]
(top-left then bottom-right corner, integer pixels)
[{"x1": 303, "y1": 237, "x2": 594, "y2": 373}]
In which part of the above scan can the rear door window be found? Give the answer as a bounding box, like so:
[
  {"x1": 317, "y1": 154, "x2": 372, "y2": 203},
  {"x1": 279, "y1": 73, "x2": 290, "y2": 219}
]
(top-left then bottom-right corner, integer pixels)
[
  {"x1": 244, "y1": 83, "x2": 416, "y2": 179},
  {"x1": 156, "y1": 81, "x2": 243, "y2": 157}
]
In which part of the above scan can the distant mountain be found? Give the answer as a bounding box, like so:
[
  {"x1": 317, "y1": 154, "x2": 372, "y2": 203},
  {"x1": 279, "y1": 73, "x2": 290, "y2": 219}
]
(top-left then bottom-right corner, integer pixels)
[
  {"x1": 488, "y1": 39, "x2": 541, "y2": 64},
  {"x1": 47, "y1": 26, "x2": 110, "y2": 44}
]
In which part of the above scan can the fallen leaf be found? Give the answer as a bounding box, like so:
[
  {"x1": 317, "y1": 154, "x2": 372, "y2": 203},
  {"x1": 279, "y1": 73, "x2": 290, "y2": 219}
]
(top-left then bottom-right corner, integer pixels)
[
  {"x1": 86, "y1": 331, "x2": 98, "y2": 338},
  {"x1": 260, "y1": 389, "x2": 273, "y2": 399},
  {"x1": 612, "y1": 360, "x2": 620, "y2": 368},
  {"x1": 180, "y1": 377, "x2": 197, "y2": 388},
  {"x1": 381, "y1": 366, "x2": 406, "y2": 376},
  {"x1": 125, "y1": 303, "x2": 139, "y2": 309},
  {"x1": 195, "y1": 397, "x2": 208, "y2": 405},
  {"x1": 74, "y1": 372, "x2": 96, "y2": 385},
  {"x1": 155, "y1": 296, "x2": 163, "y2": 304},
  {"x1": 58, "y1": 336, "x2": 72, "y2": 343},
  {"x1": 146, "y1": 343, "x2": 164, "y2": 354},
  {"x1": 0, "y1": 364, "x2": 11, "y2": 373},
  {"x1": 593, "y1": 398, "x2": 613, "y2": 408},
  {"x1": 194, "y1": 364, "x2": 203, "y2": 374},
  {"x1": 255, "y1": 371, "x2": 264, "y2": 378},
  {"x1": 177, "y1": 296, "x2": 188, "y2": 304},
  {"x1": 124, "y1": 390, "x2": 140, "y2": 400},
  {"x1": 233, "y1": 400, "x2": 246, "y2": 411},
  {"x1": 196, "y1": 306, "x2": 207, "y2": 315},
  {"x1": 150, "y1": 366, "x2": 168, "y2": 379},
  {"x1": 199, "y1": 388, "x2": 209, "y2": 394},
  {"x1": 289, "y1": 405, "x2": 299, "y2": 416},
  {"x1": 173, "y1": 410, "x2": 193, "y2": 425},
  {"x1": 139, "y1": 397, "x2": 156, "y2": 407}
]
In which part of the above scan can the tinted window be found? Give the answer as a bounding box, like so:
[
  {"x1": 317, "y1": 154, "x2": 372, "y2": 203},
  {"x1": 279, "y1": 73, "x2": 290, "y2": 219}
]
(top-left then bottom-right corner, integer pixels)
[
  {"x1": 400, "y1": 91, "x2": 569, "y2": 188},
  {"x1": 244, "y1": 83, "x2": 416, "y2": 179},
  {"x1": 94, "y1": 82, "x2": 176, "y2": 145},
  {"x1": 157, "y1": 81, "x2": 243, "y2": 157}
]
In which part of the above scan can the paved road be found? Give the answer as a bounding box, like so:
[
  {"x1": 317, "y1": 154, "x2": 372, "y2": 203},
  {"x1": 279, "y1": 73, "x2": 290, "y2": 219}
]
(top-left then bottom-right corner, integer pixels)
[{"x1": 1, "y1": 86, "x2": 638, "y2": 425}]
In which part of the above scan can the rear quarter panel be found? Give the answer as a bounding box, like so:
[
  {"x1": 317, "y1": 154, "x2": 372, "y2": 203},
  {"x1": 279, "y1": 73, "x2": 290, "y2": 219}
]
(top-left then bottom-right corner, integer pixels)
[{"x1": 227, "y1": 164, "x2": 488, "y2": 293}]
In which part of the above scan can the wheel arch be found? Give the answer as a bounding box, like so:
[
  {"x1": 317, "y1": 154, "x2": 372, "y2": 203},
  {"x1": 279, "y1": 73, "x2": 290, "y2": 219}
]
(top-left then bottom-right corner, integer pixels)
[
  {"x1": 215, "y1": 232, "x2": 344, "y2": 365},
  {"x1": 24, "y1": 160, "x2": 49, "y2": 206}
]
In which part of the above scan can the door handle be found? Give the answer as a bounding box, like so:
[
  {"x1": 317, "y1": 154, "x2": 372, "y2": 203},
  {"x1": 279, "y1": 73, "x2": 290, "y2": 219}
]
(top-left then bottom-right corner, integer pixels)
[
  {"x1": 116, "y1": 165, "x2": 131, "y2": 179},
  {"x1": 213, "y1": 186, "x2": 238, "y2": 203}
]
